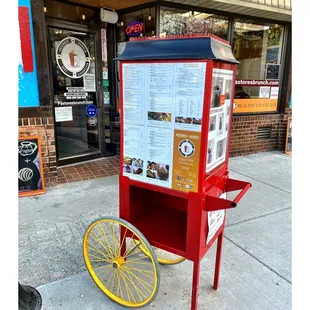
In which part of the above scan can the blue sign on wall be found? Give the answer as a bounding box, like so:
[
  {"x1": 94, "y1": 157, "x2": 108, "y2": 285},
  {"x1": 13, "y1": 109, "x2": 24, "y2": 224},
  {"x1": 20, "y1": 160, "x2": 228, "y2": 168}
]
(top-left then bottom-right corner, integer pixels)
[
  {"x1": 86, "y1": 104, "x2": 98, "y2": 117},
  {"x1": 18, "y1": 0, "x2": 39, "y2": 107}
]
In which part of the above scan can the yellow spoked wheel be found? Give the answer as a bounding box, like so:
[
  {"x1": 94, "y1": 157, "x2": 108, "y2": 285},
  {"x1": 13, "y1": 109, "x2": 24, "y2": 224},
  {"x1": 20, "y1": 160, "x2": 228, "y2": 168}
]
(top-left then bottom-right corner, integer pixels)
[
  {"x1": 134, "y1": 240, "x2": 186, "y2": 265},
  {"x1": 83, "y1": 217, "x2": 160, "y2": 308}
]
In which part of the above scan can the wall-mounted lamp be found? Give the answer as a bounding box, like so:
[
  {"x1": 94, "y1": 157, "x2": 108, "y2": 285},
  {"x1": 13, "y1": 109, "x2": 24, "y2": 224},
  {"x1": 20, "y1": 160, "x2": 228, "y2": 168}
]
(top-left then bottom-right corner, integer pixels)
[
  {"x1": 44, "y1": 7, "x2": 47, "y2": 13},
  {"x1": 82, "y1": 14, "x2": 86, "y2": 20}
]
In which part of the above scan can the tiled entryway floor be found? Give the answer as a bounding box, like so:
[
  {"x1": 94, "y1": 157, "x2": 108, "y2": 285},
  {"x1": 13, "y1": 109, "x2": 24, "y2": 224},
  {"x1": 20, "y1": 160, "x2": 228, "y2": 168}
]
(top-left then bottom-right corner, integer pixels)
[{"x1": 57, "y1": 156, "x2": 120, "y2": 184}]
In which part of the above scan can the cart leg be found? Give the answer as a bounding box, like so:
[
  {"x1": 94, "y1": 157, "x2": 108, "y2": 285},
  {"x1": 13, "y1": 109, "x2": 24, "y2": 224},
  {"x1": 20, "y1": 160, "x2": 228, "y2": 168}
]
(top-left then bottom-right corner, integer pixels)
[
  {"x1": 191, "y1": 260, "x2": 201, "y2": 310},
  {"x1": 120, "y1": 226, "x2": 126, "y2": 258},
  {"x1": 213, "y1": 231, "x2": 224, "y2": 290}
]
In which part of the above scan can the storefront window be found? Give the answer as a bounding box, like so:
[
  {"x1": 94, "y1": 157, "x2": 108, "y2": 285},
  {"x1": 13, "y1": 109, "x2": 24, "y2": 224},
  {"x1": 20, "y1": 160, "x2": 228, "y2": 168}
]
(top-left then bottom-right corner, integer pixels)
[
  {"x1": 44, "y1": 0, "x2": 96, "y2": 24},
  {"x1": 160, "y1": 7, "x2": 229, "y2": 40},
  {"x1": 232, "y1": 20, "x2": 284, "y2": 113}
]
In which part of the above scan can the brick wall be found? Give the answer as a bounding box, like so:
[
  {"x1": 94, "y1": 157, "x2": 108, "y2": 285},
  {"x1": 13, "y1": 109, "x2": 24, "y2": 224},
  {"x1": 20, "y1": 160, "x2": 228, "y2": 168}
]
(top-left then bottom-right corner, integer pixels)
[
  {"x1": 230, "y1": 114, "x2": 282, "y2": 157},
  {"x1": 18, "y1": 117, "x2": 58, "y2": 186}
]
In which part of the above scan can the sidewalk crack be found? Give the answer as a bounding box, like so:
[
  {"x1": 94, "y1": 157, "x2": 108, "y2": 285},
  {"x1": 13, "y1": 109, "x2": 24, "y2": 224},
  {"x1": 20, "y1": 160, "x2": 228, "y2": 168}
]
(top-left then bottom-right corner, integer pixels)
[
  {"x1": 226, "y1": 207, "x2": 291, "y2": 227},
  {"x1": 230, "y1": 169, "x2": 292, "y2": 194},
  {"x1": 224, "y1": 236, "x2": 292, "y2": 285}
]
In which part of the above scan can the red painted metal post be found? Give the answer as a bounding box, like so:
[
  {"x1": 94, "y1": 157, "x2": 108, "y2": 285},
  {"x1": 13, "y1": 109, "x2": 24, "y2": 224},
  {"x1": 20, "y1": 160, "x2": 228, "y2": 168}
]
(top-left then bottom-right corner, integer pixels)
[
  {"x1": 213, "y1": 231, "x2": 224, "y2": 290},
  {"x1": 191, "y1": 260, "x2": 201, "y2": 310},
  {"x1": 120, "y1": 226, "x2": 126, "y2": 258}
]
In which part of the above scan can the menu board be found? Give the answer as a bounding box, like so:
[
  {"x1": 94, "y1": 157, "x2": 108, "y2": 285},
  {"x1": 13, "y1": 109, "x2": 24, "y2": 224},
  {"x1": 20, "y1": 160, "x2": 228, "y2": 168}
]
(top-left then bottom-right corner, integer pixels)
[
  {"x1": 122, "y1": 62, "x2": 206, "y2": 193},
  {"x1": 19, "y1": 136, "x2": 45, "y2": 197},
  {"x1": 206, "y1": 68, "x2": 234, "y2": 173},
  {"x1": 266, "y1": 64, "x2": 280, "y2": 80}
]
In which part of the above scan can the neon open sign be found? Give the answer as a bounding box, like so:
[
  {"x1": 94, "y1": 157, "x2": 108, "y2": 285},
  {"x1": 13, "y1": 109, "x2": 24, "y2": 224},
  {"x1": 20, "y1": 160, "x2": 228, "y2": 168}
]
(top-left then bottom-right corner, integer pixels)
[{"x1": 126, "y1": 21, "x2": 143, "y2": 37}]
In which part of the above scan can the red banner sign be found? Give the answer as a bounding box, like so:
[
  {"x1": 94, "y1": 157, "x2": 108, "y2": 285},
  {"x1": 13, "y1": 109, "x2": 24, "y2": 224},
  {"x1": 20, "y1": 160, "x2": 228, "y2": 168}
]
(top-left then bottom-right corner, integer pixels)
[{"x1": 235, "y1": 79, "x2": 279, "y2": 87}]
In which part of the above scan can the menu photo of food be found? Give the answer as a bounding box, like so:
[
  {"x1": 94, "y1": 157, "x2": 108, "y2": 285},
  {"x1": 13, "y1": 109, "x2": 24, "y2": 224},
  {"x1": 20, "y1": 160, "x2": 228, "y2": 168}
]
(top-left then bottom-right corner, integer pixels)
[
  {"x1": 132, "y1": 158, "x2": 144, "y2": 175},
  {"x1": 146, "y1": 161, "x2": 170, "y2": 182},
  {"x1": 123, "y1": 156, "x2": 133, "y2": 174},
  {"x1": 175, "y1": 117, "x2": 202, "y2": 125},
  {"x1": 148, "y1": 112, "x2": 171, "y2": 122}
]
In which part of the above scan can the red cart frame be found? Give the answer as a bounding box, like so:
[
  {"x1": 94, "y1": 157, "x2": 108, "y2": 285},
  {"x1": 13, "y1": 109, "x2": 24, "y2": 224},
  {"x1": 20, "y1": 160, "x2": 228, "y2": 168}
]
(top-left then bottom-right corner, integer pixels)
[{"x1": 117, "y1": 36, "x2": 252, "y2": 309}]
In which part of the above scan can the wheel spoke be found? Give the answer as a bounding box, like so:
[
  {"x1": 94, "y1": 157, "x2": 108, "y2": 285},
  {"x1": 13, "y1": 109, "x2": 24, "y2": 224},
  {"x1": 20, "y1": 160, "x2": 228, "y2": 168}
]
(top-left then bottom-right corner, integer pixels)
[
  {"x1": 120, "y1": 268, "x2": 146, "y2": 302},
  {"x1": 119, "y1": 269, "x2": 138, "y2": 303},
  {"x1": 109, "y1": 222, "x2": 119, "y2": 258},
  {"x1": 124, "y1": 263, "x2": 155, "y2": 280},
  {"x1": 116, "y1": 271, "x2": 124, "y2": 300},
  {"x1": 122, "y1": 267, "x2": 153, "y2": 293},
  {"x1": 87, "y1": 239, "x2": 112, "y2": 262},
  {"x1": 96, "y1": 224, "x2": 116, "y2": 259},
  {"x1": 88, "y1": 253, "x2": 111, "y2": 263}
]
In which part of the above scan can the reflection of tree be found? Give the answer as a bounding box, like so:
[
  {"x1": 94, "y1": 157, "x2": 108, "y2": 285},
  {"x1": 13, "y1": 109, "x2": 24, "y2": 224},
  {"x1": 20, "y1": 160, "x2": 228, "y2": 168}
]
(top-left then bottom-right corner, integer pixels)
[{"x1": 160, "y1": 12, "x2": 228, "y2": 39}]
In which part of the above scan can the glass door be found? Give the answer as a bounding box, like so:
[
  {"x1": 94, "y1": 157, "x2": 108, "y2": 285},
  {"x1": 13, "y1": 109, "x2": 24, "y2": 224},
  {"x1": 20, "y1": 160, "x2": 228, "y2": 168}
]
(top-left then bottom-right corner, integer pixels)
[{"x1": 48, "y1": 26, "x2": 102, "y2": 163}]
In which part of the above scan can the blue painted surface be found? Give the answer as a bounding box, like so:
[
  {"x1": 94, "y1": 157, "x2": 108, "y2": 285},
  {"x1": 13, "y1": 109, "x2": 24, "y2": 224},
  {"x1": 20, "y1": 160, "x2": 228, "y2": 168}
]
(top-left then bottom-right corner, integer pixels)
[
  {"x1": 18, "y1": 0, "x2": 39, "y2": 107},
  {"x1": 289, "y1": 95, "x2": 292, "y2": 108}
]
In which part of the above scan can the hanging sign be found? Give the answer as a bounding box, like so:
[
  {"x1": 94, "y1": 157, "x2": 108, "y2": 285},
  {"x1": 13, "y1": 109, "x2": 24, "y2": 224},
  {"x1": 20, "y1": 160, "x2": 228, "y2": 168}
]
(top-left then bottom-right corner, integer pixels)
[
  {"x1": 126, "y1": 21, "x2": 143, "y2": 37},
  {"x1": 56, "y1": 37, "x2": 90, "y2": 78}
]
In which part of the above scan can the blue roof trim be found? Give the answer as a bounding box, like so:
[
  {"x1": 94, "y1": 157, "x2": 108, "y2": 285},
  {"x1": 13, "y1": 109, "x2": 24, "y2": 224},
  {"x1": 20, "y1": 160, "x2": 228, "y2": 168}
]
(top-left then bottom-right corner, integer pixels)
[{"x1": 115, "y1": 37, "x2": 239, "y2": 64}]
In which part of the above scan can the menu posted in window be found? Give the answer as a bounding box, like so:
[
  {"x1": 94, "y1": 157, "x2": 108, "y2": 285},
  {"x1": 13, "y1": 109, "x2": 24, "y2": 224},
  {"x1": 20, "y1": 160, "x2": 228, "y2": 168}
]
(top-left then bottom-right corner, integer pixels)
[{"x1": 122, "y1": 62, "x2": 206, "y2": 192}]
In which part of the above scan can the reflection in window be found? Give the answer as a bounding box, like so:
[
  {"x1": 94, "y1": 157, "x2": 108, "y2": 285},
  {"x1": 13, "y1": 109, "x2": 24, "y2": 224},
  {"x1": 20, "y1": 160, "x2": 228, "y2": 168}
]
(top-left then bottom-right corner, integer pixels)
[
  {"x1": 233, "y1": 20, "x2": 284, "y2": 99},
  {"x1": 160, "y1": 7, "x2": 229, "y2": 40}
]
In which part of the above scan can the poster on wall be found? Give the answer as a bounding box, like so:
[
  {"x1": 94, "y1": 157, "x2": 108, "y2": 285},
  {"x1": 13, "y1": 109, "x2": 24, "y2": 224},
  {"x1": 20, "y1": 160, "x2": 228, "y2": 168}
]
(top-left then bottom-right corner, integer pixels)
[
  {"x1": 122, "y1": 62, "x2": 206, "y2": 193},
  {"x1": 206, "y1": 68, "x2": 234, "y2": 173},
  {"x1": 18, "y1": 136, "x2": 45, "y2": 197},
  {"x1": 266, "y1": 48, "x2": 279, "y2": 64}
]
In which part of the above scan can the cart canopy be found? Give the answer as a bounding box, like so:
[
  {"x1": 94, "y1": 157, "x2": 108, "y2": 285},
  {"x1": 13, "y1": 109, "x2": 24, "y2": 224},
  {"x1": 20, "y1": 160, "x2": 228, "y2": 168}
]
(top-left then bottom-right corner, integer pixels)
[{"x1": 115, "y1": 35, "x2": 239, "y2": 64}]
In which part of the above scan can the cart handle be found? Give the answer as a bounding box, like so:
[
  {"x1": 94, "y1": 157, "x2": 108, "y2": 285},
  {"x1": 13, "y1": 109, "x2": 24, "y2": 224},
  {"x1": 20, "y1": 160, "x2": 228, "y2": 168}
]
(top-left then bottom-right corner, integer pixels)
[
  {"x1": 231, "y1": 183, "x2": 252, "y2": 207},
  {"x1": 204, "y1": 178, "x2": 252, "y2": 212}
]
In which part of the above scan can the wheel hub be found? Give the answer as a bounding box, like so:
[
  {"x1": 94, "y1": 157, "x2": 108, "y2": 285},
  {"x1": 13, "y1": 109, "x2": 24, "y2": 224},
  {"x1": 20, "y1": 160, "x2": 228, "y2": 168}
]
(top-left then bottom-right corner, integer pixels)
[{"x1": 112, "y1": 257, "x2": 125, "y2": 268}]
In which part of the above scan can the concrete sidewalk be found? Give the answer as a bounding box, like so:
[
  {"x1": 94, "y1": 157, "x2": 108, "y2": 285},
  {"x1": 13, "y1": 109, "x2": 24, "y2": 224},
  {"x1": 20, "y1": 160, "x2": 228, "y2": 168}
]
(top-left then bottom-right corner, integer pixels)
[{"x1": 18, "y1": 151, "x2": 292, "y2": 310}]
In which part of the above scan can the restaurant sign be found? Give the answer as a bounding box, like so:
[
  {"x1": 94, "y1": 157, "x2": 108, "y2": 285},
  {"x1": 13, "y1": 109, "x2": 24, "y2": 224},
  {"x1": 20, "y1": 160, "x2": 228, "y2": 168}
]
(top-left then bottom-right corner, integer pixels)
[{"x1": 56, "y1": 37, "x2": 90, "y2": 78}]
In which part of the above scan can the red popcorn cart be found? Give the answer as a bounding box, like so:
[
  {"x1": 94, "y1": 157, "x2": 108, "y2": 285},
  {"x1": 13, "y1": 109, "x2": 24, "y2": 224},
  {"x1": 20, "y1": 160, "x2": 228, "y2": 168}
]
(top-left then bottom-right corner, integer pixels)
[{"x1": 83, "y1": 34, "x2": 252, "y2": 310}]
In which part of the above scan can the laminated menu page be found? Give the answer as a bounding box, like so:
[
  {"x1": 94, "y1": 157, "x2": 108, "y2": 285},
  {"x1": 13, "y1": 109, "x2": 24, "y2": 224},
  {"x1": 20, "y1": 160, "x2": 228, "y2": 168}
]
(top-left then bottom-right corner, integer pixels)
[
  {"x1": 206, "y1": 68, "x2": 234, "y2": 172},
  {"x1": 122, "y1": 62, "x2": 206, "y2": 193}
]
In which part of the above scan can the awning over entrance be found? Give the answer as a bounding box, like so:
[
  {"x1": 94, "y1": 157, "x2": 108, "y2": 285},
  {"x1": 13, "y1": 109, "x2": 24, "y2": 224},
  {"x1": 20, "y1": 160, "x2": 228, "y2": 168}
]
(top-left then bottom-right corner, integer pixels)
[{"x1": 70, "y1": 0, "x2": 291, "y2": 22}]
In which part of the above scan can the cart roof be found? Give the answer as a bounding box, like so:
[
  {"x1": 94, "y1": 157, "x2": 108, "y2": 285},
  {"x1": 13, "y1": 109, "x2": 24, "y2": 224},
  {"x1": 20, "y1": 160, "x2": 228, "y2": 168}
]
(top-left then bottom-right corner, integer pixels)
[{"x1": 115, "y1": 34, "x2": 239, "y2": 64}]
